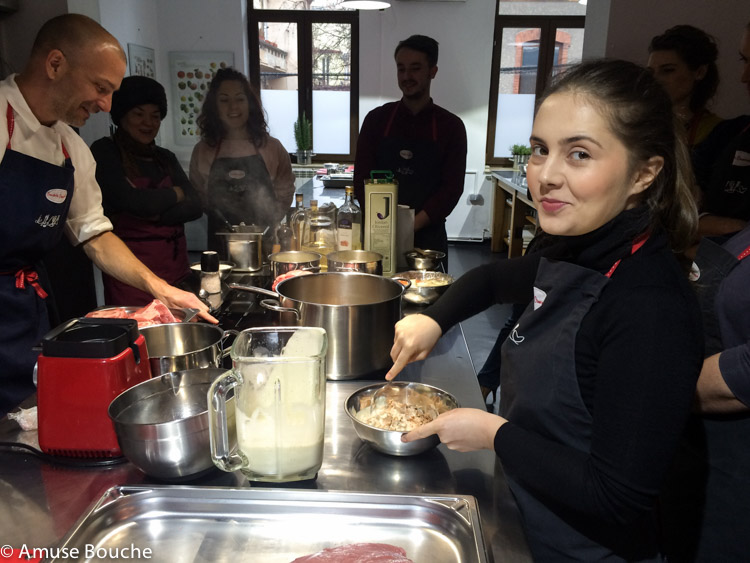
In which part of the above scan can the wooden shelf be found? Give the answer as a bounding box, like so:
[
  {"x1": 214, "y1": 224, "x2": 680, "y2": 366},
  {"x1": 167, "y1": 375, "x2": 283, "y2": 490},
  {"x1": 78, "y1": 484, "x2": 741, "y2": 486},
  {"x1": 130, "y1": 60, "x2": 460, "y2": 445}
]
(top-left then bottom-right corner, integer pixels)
[{"x1": 490, "y1": 172, "x2": 538, "y2": 257}]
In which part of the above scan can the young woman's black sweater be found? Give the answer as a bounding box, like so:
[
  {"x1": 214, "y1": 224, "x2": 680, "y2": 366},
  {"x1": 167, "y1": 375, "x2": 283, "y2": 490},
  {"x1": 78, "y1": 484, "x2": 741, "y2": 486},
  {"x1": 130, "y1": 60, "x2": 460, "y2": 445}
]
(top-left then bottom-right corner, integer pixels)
[{"x1": 425, "y1": 208, "x2": 703, "y2": 547}]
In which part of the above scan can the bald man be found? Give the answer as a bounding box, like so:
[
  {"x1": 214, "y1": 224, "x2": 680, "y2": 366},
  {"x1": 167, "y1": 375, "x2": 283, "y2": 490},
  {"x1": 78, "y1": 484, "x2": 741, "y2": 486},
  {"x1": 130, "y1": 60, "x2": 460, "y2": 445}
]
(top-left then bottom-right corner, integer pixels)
[{"x1": 0, "y1": 14, "x2": 213, "y2": 415}]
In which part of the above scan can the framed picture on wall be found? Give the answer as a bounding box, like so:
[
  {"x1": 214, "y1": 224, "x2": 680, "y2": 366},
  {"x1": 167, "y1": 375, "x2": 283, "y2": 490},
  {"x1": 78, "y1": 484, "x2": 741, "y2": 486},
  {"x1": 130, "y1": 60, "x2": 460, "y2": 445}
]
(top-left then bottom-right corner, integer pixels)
[
  {"x1": 168, "y1": 51, "x2": 234, "y2": 146},
  {"x1": 127, "y1": 44, "x2": 156, "y2": 78}
]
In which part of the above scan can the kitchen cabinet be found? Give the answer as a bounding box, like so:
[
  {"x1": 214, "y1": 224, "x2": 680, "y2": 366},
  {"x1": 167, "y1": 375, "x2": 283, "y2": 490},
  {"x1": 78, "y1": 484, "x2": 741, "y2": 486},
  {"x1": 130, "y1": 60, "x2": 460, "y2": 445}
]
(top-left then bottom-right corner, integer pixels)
[{"x1": 491, "y1": 171, "x2": 537, "y2": 257}]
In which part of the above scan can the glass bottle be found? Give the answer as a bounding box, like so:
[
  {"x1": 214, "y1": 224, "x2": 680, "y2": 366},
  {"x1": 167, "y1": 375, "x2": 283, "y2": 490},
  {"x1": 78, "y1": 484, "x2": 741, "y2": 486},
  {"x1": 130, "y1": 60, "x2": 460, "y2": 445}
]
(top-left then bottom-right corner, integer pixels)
[
  {"x1": 300, "y1": 199, "x2": 335, "y2": 270},
  {"x1": 336, "y1": 186, "x2": 362, "y2": 251},
  {"x1": 289, "y1": 193, "x2": 305, "y2": 251},
  {"x1": 276, "y1": 211, "x2": 295, "y2": 252}
]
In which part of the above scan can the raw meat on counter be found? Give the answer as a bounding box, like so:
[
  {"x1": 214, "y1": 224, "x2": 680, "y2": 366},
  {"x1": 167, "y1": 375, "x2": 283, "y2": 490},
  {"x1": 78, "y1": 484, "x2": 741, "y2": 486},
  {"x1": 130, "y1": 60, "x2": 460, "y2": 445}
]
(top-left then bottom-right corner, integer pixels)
[
  {"x1": 86, "y1": 299, "x2": 178, "y2": 328},
  {"x1": 290, "y1": 543, "x2": 413, "y2": 562},
  {"x1": 272, "y1": 269, "x2": 313, "y2": 291}
]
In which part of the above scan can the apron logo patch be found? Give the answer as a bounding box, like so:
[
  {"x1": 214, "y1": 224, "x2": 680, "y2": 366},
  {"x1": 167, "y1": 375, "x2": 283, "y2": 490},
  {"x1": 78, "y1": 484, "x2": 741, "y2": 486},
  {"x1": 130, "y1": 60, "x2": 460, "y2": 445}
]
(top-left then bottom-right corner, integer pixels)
[
  {"x1": 724, "y1": 180, "x2": 747, "y2": 194},
  {"x1": 533, "y1": 286, "x2": 546, "y2": 310},
  {"x1": 35, "y1": 214, "x2": 61, "y2": 228},
  {"x1": 732, "y1": 150, "x2": 750, "y2": 167},
  {"x1": 689, "y1": 261, "x2": 700, "y2": 282},
  {"x1": 227, "y1": 169, "x2": 246, "y2": 180},
  {"x1": 399, "y1": 149, "x2": 413, "y2": 160},
  {"x1": 45, "y1": 188, "x2": 67, "y2": 203},
  {"x1": 509, "y1": 323, "x2": 525, "y2": 345}
]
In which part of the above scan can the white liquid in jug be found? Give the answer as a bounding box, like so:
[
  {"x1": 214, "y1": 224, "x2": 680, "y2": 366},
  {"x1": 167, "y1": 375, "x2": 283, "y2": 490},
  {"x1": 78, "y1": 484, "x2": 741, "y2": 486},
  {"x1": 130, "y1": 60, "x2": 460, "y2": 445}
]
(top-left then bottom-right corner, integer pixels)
[
  {"x1": 235, "y1": 328, "x2": 326, "y2": 478},
  {"x1": 236, "y1": 407, "x2": 323, "y2": 476}
]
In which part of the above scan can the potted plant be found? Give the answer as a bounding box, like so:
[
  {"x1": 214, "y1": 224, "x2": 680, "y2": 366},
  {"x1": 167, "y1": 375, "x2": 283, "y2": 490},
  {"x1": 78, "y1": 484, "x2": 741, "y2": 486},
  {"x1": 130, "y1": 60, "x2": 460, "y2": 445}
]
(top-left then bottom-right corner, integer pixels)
[
  {"x1": 509, "y1": 143, "x2": 531, "y2": 170},
  {"x1": 294, "y1": 112, "x2": 313, "y2": 165}
]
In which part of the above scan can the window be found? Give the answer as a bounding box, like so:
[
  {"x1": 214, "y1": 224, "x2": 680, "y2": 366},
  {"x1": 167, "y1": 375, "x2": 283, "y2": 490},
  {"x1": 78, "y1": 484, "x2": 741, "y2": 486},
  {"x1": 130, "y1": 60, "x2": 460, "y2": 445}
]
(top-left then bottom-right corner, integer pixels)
[
  {"x1": 486, "y1": 1, "x2": 585, "y2": 165},
  {"x1": 249, "y1": 1, "x2": 359, "y2": 163}
]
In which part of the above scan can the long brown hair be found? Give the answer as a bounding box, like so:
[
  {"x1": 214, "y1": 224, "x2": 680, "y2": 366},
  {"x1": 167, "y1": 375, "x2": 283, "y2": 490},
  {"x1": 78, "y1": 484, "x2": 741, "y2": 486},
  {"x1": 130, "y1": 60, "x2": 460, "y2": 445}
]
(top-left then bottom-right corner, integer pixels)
[
  {"x1": 537, "y1": 59, "x2": 698, "y2": 255},
  {"x1": 196, "y1": 67, "x2": 269, "y2": 148}
]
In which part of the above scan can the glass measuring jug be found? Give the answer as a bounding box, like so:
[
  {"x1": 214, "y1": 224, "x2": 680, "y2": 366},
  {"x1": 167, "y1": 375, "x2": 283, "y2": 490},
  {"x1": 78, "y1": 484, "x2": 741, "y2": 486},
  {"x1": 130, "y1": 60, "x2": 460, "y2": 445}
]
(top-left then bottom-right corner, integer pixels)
[{"x1": 208, "y1": 326, "x2": 327, "y2": 482}]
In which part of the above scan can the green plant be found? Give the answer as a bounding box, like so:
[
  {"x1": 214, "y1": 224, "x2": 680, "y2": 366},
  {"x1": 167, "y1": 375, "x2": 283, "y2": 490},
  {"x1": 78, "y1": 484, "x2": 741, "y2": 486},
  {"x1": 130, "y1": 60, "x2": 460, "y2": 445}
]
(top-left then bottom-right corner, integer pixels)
[
  {"x1": 509, "y1": 143, "x2": 531, "y2": 156},
  {"x1": 294, "y1": 112, "x2": 312, "y2": 151}
]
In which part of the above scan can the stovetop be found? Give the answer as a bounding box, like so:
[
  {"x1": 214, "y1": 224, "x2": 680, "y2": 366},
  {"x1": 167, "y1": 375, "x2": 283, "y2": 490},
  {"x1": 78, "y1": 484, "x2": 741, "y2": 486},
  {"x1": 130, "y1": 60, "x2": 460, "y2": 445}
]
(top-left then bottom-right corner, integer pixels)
[{"x1": 212, "y1": 269, "x2": 277, "y2": 331}]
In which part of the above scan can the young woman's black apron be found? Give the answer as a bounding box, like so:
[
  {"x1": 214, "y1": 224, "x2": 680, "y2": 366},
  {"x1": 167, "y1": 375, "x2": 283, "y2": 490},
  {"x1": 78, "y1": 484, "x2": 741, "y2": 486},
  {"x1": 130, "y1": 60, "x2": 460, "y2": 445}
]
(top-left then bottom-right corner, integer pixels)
[
  {"x1": 704, "y1": 122, "x2": 750, "y2": 220},
  {"x1": 660, "y1": 236, "x2": 750, "y2": 562},
  {"x1": 205, "y1": 144, "x2": 276, "y2": 253},
  {"x1": 500, "y1": 238, "x2": 662, "y2": 561},
  {"x1": 375, "y1": 102, "x2": 448, "y2": 257},
  {"x1": 0, "y1": 105, "x2": 74, "y2": 414}
]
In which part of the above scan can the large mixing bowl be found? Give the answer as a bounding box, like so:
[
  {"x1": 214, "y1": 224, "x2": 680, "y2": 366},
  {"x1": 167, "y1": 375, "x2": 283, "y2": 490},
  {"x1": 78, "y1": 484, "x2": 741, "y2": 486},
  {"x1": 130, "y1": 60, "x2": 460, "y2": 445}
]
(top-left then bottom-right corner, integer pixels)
[
  {"x1": 108, "y1": 368, "x2": 233, "y2": 481},
  {"x1": 345, "y1": 382, "x2": 459, "y2": 456}
]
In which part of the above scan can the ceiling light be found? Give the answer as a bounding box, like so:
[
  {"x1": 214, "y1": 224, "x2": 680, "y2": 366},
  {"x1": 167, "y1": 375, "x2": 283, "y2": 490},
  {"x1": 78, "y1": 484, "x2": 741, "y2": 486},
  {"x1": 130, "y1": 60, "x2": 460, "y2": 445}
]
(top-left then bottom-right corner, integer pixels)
[{"x1": 341, "y1": 0, "x2": 391, "y2": 9}]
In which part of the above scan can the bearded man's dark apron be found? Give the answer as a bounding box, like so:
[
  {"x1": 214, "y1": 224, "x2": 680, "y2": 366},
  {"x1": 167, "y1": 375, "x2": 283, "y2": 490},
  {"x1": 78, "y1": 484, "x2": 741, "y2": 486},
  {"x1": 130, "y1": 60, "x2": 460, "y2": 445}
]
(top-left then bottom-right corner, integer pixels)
[
  {"x1": 0, "y1": 105, "x2": 74, "y2": 414},
  {"x1": 375, "y1": 103, "x2": 448, "y2": 258}
]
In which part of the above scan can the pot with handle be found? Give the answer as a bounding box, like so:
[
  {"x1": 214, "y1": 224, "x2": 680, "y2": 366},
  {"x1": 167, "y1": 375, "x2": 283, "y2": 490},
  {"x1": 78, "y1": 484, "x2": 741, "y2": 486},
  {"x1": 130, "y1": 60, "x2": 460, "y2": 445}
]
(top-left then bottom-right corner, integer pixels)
[
  {"x1": 269, "y1": 250, "x2": 322, "y2": 280},
  {"x1": 139, "y1": 322, "x2": 238, "y2": 376},
  {"x1": 326, "y1": 250, "x2": 383, "y2": 276},
  {"x1": 229, "y1": 272, "x2": 408, "y2": 380}
]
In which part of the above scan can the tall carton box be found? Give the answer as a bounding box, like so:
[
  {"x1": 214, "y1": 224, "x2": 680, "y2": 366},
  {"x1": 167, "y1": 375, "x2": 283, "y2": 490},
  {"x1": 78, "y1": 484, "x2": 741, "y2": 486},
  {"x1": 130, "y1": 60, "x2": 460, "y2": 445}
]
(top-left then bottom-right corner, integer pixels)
[{"x1": 364, "y1": 171, "x2": 398, "y2": 277}]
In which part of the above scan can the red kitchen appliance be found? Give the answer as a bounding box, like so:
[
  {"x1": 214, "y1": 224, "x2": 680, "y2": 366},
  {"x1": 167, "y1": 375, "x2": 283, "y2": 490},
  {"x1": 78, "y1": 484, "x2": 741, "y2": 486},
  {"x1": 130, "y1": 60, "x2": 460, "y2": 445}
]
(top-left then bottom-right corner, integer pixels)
[{"x1": 37, "y1": 317, "x2": 151, "y2": 457}]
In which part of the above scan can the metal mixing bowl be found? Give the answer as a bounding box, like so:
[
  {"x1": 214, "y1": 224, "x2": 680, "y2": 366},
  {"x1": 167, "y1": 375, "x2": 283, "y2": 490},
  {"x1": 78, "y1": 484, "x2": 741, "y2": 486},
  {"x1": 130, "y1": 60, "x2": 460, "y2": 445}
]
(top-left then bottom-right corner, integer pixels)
[
  {"x1": 404, "y1": 249, "x2": 446, "y2": 271},
  {"x1": 108, "y1": 368, "x2": 233, "y2": 481},
  {"x1": 345, "y1": 382, "x2": 459, "y2": 456},
  {"x1": 395, "y1": 270, "x2": 454, "y2": 306}
]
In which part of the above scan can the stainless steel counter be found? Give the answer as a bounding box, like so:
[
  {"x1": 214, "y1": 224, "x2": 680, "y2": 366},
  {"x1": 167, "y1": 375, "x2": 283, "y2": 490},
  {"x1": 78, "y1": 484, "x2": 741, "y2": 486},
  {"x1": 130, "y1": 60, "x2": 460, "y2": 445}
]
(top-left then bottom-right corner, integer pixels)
[{"x1": 0, "y1": 324, "x2": 531, "y2": 562}]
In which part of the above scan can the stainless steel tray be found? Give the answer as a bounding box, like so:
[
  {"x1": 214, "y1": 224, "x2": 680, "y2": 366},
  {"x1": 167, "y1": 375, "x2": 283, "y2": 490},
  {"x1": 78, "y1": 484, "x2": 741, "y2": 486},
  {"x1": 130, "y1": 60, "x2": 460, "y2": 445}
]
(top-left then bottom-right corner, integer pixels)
[{"x1": 49, "y1": 486, "x2": 488, "y2": 562}]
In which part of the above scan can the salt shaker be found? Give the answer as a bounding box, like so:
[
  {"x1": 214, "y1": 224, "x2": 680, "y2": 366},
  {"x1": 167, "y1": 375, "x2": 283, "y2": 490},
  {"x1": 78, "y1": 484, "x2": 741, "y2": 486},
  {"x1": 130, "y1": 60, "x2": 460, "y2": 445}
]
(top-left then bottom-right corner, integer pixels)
[{"x1": 200, "y1": 251, "x2": 222, "y2": 295}]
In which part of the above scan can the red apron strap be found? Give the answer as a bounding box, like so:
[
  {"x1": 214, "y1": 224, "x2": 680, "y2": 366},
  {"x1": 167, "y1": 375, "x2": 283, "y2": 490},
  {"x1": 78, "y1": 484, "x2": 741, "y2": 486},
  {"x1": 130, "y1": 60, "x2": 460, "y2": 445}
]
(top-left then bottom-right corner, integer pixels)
[
  {"x1": 605, "y1": 233, "x2": 649, "y2": 279},
  {"x1": 6, "y1": 103, "x2": 14, "y2": 149},
  {"x1": 14, "y1": 267, "x2": 48, "y2": 299},
  {"x1": 736, "y1": 243, "x2": 750, "y2": 261},
  {"x1": 6, "y1": 103, "x2": 70, "y2": 159},
  {"x1": 383, "y1": 102, "x2": 400, "y2": 138}
]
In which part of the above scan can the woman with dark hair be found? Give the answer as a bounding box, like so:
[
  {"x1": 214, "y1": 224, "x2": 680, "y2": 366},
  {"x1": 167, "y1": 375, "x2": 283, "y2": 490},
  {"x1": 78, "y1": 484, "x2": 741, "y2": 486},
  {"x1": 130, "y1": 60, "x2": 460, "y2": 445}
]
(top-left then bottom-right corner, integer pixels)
[
  {"x1": 648, "y1": 24, "x2": 722, "y2": 148},
  {"x1": 189, "y1": 67, "x2": 294, "y2": 251},
  {"x1": 91, "y1": 75, "x2": 203, "y2": 305},
  {"x1": 385, "y1": 59, "x2": 703, "y2": 561}
]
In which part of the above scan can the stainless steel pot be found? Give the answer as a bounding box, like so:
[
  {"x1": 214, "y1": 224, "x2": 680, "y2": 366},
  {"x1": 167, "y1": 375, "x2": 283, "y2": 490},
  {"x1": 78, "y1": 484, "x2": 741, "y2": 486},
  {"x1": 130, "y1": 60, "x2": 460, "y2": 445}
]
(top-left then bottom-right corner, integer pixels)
[
  {"x1": 139, "y1": 323, "x2": 237, "y2": 377},
  {"x1": 230, "y1": 272, "x2": 406, "y2": 380},
  {"x1": 270, "y1": 250, "x2": 322, "y2": 280},
  {"x1": 216, "y1": 225, "x2": 266, "y2": 271},
  {"x1": 327, "y1": 250, "x2": 383, "y2": 275}
]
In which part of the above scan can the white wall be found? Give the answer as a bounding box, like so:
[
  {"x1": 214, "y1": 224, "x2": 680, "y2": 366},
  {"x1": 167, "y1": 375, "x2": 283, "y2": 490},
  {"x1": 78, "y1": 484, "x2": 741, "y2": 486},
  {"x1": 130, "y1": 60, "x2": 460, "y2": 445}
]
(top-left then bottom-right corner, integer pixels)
[
  {"x1": 358, "y1": 1, "x2": 497, "y2": 240},
  {"x1": 602, "y1": 0, "x2": 749, "y2": 120}
]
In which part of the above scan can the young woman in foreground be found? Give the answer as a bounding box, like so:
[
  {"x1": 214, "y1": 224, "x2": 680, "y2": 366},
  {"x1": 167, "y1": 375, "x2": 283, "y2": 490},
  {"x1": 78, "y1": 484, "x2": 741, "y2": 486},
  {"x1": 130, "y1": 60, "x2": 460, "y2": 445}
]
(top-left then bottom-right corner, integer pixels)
[{"x1": 387, "y1": 60, "x2": 704, "y2": 561}]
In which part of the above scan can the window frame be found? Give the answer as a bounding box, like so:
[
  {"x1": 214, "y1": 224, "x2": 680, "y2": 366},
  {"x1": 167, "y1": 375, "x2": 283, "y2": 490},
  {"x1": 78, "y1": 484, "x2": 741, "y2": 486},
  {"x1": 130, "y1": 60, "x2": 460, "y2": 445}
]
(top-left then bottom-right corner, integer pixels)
[
  {"x1": 485, "y1": 14, "x2": 585, "y2": 166},
  {"x1": 248, "y1": 6, "x2": 360, "y2": 163}
]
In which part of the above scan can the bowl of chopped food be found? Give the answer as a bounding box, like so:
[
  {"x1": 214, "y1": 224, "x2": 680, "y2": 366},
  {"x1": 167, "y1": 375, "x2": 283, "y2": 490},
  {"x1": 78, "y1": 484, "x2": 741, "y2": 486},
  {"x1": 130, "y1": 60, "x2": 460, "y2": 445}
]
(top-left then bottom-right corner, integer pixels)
[
  {"x1": 394, "y1": 270, "x2": 454, "y2": 306},
  {"x1": 345, "y1": 382, "x2": 459, "y2": 456}
]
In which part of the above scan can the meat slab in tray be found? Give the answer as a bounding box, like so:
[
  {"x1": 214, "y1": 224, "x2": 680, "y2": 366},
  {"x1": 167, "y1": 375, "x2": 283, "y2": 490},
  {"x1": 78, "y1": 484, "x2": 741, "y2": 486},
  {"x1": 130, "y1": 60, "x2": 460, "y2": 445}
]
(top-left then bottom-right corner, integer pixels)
[{"x1": 48, "y1": 486, "x2": 489, "y2": 562}]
